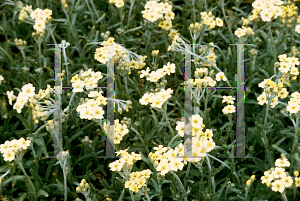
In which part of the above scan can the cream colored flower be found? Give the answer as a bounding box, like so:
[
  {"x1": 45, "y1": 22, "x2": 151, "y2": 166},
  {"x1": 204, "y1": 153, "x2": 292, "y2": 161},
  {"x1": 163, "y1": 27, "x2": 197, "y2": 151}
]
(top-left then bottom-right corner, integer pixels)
[
  {"x1": 6, "y1": 91, "x2": 16, "y2": 105},
  {"x1": 222, "y1": 105, "x2": 236, "y2": 114}
]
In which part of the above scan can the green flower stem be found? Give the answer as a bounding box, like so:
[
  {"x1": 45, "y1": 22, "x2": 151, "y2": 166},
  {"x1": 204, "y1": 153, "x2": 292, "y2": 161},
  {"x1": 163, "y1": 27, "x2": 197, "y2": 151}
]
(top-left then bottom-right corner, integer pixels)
[
  {"x1": 124, "y1": 75, "x2": 129, "y2": 94},
  {"x1": 37, "y1": 39, "x2": 42, "y2": 65},
  {"x1": 20, "y1": 49, "x2": 26, "y2": 60},
  {"x1": 127, "y1": 0, "x2": 135, "y2": 27},
  {"x1": 170, "y1": 170, "x2": 188, "y2": 201},
  {"x1": 293, "y1": 185, "x2": 297, "y2": 201},
  {"x1": 127, "y1": 76, "x2": 142, "y2": 97},
  {"x1": 183, "y1": 162, "x2": 191, "y2": 189},
  {"x1": 131, "y1": 127, "x2": 150, "y2": 154},
  {"x1": 61, "y1": 45, "x2": 70, "y2": 87},
  {"x1": 0, "y1": 46, "x2": 14, "y2": 64},
  {"x1": 59, "y1": 160, "x2": 68, "y2": 201},
  {"x1": 124, "y1": 26, "x2": 143, "y2": 34},
  {"x1": 191, "y1": 0, "x2": 196, "y2": 23},
  {"x1": 203, "y1": 89, "x2": 210, "y2": 124},
  {"x1": 85, "y1": 0, "x2": 95, "y2": 27},
  {"x1": 67, "y1": 92, "x2": 76, "y2": 115},
  {"x1": 206, "y1": 153, "x2": 240, "y2": 185},
  {"x1": 155, "y1": 172, "x2": 163, "y2": 201},
  {"x1": 267, "y1": 24, "x2": 277, "y2": 64},
  {"x1": 162, "y1": 106, "x2": 175, "y2": 138},
  {"x1": 281, "y1": 193, "x2": 288, "y2": 201},
  {"x1": 292, "y1": 116, "x2": 299, "y2": 154},
  {"x1": 220, "y1": 0, "x2": 234, "y2": 44},
  {"x1": 186, "y1": 51, "x2": 232, "y2": 87},
  {"x1": 245, "y1": 187, "x2": 249, "y2": 201},
  {"x1": 31, "y1": 145, "x2": 38, "y2": 171},
  {"x1": 193, "y1": 161, "x2": 204, "y2": 193},
  {"x1": 205, "y1": 155, "x2": 215, "y2": 193},
  {"x1": 291, "y1": 115, "x2": 299, "y2": 175},
  {"x1": 49, "y1": 25, "x2": 57, "y2": 44},
  {"x1": 63, "y1": 9, "x2": 79, "y2": 47},
  {"x1": 167, "y1": 134, "x2": 181, "y2": 148},
  {"x1": 263, "y1": 99, "x2": 271, "y2": 159},
  {"x1": 33, "y1": 123, "x2": 48, "y2": 136},
  {"x1": 230, "y1": 144, "x2": 241, "y2": 185},
  {"x1": 145, "y1": 193, "x2": 151, "y2": 201},
  {"x1": 16, "y1": 161, "x2": 38, "y2": 201},
  {"x1": 129, "y1": 191, "x2": 136, "y2": 201},
  {"x1": 84, "y1": 194, "x2": 92, "y2": 201},
  {"x1": 163, "y1": 30, "x2": 170, "y2": 58}
]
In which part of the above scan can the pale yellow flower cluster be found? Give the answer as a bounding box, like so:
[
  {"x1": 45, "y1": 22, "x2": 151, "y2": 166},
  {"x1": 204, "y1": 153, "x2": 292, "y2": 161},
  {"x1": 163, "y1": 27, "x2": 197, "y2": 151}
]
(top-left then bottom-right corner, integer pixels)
[
  {"x1": 234, "y1": 26, "x2": 254, "y2": 38},
  {"x1": 202, "y1": 45, "x2": 218, "y2": 67},
  {"x1": 94, "y1": 37, "x2": 147, "y2": 71},
  {"x1": 261, "y1": 155, "x2": 294, "y2": 193},
  {"x1": 167, "y1": 34, "x2": 184, "y2": 52},
  {"x1": 281, "y1": 2, "x2": 298, "y2": 25},
  {"x1": 94, "y1": 37, "x2": 124, "y2": 64},
  {"x1": 103, "y1": 119, "x2": 129, "y2": 144},
  {"x1": 18, "y1": 5, "x2": 33, "y2": 21},
  {"x1": 76, "y1": 91, "x2": 106, "y2": 120},
  {"x1": 19, "y1": 4, "x2": 52, "y2": 37},
  {"x1": 46, "y1": 120, "x2": 55, "y2": 133},
  {"x1": 249, "y1": 0, "x2": 284, "y2": 22},
  {"x1": 76, "y1": 179, "x2": 90, "y2": 194},
  {"x1": 215, "y1": 72, "x2": 227, "y2": 82},
  {"x1": 57, "y1": 150, "x2": 69, "y2": 161},
  {"x1": 149, "y1": 118, "x2": 216, "y2": 175},
  {"x1": 222, "y1": 96, "x2": 236, "y2": 115},
  {"x1": 257, "y1": 54, "x2": 300, "y2": 108},
  {"x1": 286, "y1": 92, "x2": 300, "y2": 114},
  {"x1": 0, "y1": 75, "x2": 4, "y2": 85},
  {"x1": 108, "y1": 149, "x2": 142, "y2": 172},
  {"x1": 246, "y1": 175, "x2": 256, "y2": 186},
  {"x1": 297, "y1": 21, "x2": 300, "y2": 34},
  {"x1": 140, "y1": 62, "x2": 176, "y2": 82},
  {"x1": 14, "y1": 38, "x2": 27, "y2": 46},
  {"x1": 71, "y1": 69, "x2": 103, "y2": 93},
  {"x1": 276, "y1": 54, "x2": 299, "y2": 76},
  {"x1": 257, "y1": 79, "x2": 280, "y2": 108},
  {"x1": 142, "y1": 0, "x2": 175, "y2": 30},
  {"x1": 173, "y1": 114, "x2": 216, "y2": 163},
  {"x1": 108, "y1": 0, "x2": 125, "y2": 8},
  {"x1": 139, "y1": 88, "x2": 173, "y2": 108},
  {"x1": 124, "y1": 169, "x2": 151, "y2": 193},
  {"x1": 149, "y1": 145, "x2": 185, "y2": 176},
  {"x1": 200, "y1": 11, "x2": 224, "y2": 29},
  {"x1": 168, "y1": 29, "x2": 180, "y2": 40},
  {"x1": 8, "y1": 84, "x2": 55, "y2": 124},
  {"x1": 175, "y1": 114, "x2": 204, "y2": 137},
  {"x1": 0, "y1": 138, "x2": 31, "y2": 162},
  {"x1": 291, "y1": 46, "x2": 300, "y2": 57},
  {"x1": 11, "y1": 83, "x2": 35, "y2": 113}
]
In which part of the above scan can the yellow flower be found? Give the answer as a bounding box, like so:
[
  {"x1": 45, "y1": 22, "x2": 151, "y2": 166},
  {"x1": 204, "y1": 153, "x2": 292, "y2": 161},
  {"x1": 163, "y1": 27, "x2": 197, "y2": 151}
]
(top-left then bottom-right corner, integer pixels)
[{"x1": 295, "y1": 177, "x2": 300, "y2": 187}]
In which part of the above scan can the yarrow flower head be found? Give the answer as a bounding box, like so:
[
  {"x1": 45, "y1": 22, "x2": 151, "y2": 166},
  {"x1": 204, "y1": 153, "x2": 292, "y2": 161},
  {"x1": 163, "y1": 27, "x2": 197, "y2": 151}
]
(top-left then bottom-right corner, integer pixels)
[
  {"x1": 139, "y1": 88, "x2": 173, "y2": 108},
  {"x1": 103, "y1": 119, "x2": 129, "y2": 144},
  {"x1": 142, "y1": 0, "x2": 175, "y2": 30},
  {"x1": 249, "y1": 0, "x2": 284, "y2": 22},
  {"x1": 234, "y1": 26, "x2": 254, "y2": 38},
  {"x1": 70, "y1": 69, "x2": 103, "y2": 93},
  {"x1": 108, "y1": 0, "x2": 125, "y2": 8},
  {"x1": 18, "y1": 4, "x2": 52, "y2": 37},
  {"x1": 109, "y1": 150, "x2": 142, "y2": 172},
  {"x1": 0, "y1": 138, "x2": 31, "y2": 162},
  {"x1": 125, "y1": 169, "x2": 152, "y2": 194},
  {"x1": 261, "y1": 155, "x2": 294, "y2": 193}
]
